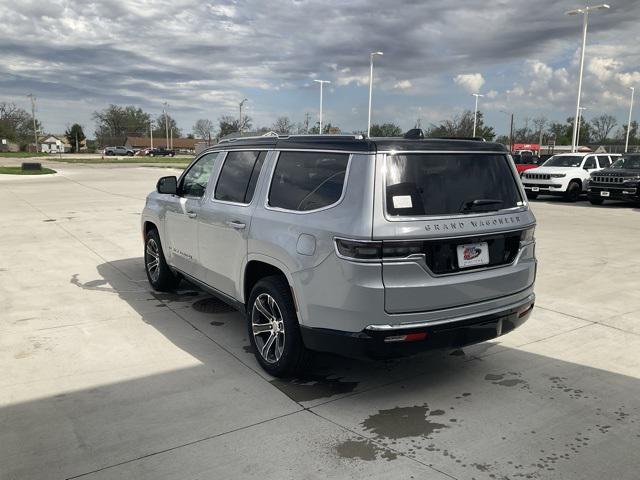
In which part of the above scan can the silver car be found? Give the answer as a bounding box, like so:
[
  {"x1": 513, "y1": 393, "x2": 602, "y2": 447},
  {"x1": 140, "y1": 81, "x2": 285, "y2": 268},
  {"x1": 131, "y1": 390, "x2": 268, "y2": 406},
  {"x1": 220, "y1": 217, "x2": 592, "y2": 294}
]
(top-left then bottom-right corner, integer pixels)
[{"x1": 141, "y1": 133, "x2": 536, "y2": 376}]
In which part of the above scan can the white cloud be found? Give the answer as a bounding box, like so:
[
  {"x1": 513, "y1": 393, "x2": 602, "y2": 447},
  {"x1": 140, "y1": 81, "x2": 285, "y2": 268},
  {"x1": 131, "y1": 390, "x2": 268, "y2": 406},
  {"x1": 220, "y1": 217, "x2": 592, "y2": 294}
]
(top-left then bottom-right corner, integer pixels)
[
  {"x1": 486, "y1": 89, "x2": 498, "y2": 99},
  {"x1": 393, "y1": 80, "x2": 412, "y2": 90},
  {"x1": 454, "y1": 73, "x2": 485, "y2": 94}
]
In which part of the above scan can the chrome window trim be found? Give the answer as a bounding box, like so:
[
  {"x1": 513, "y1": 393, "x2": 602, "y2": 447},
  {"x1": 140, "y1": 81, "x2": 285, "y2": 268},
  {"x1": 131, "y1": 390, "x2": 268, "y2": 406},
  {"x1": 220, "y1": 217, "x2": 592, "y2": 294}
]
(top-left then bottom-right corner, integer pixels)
[
  {"x1": 377, "y1": 149, "x2": 509, "y2": 155},
  {"x1": 381, "y1": 152, "x2": 527, "y2": 222},
  {"x1": 210, "y1": 150, "x2": 268, "y2": 207},
  {"x1": 264, "y1": 151, "x2": 353, "y2": 215}
]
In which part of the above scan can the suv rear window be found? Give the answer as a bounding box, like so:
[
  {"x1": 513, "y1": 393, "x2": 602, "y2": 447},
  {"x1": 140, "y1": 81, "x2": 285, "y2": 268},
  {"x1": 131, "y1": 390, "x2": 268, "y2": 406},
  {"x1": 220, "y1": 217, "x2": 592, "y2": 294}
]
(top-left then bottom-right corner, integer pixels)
[
  {"x1": 269, "y1": 151, "x2": 349, "y2": 211},
  {"x1": 385, "y1": 153, "x2": 521, "y2": 216}
]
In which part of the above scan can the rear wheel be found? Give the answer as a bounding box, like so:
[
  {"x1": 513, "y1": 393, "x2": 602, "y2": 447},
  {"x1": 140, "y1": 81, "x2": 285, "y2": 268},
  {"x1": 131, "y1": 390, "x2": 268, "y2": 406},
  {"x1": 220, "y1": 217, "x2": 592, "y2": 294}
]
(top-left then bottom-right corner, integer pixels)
[
  {"x1": 589, "y1": 197, "x2": 604, "y2": 206},
  {"x1": 247, "y1": 276, "x2": 310, "y2": 377},
  {"x1": 564, "y1": 181, "x2": 581, "y2": 202},
  {"x1": 144, "y1": 228, "x2": 180, "y2": 291}
]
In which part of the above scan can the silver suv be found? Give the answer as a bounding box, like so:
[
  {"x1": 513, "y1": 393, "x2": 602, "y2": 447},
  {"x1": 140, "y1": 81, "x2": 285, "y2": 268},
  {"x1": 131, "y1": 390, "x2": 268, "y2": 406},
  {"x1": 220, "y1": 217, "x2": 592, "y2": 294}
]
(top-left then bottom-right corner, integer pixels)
[{"x1": 141, "y1": 133, "x2": 537, "y2": 376}]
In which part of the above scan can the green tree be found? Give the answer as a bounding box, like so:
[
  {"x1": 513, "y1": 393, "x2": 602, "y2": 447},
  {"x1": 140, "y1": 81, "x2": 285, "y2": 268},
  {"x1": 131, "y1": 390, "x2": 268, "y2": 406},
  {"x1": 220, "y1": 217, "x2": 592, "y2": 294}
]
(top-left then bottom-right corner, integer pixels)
[
  {"x1": 153, "y1": 113, "x2": 182, "y2": 138},
  {"x1": 308, "y1": 122, "x2": 340, "y2": 134},
  {"x1": 427, "y1": 110, "x2": 495, "y2": 141},
  {"x1": 64, "y1": 124, "x2": 86, "y2": 153},
  {"x1": 217, "y1": 115, "x2": 252, "y2": 138},
  {"x1": 369, "y1": 123, "x2": 403, "y2": 137},
  {"x1": 93, "y1": 105, "x2": 150, "y2": 146}
]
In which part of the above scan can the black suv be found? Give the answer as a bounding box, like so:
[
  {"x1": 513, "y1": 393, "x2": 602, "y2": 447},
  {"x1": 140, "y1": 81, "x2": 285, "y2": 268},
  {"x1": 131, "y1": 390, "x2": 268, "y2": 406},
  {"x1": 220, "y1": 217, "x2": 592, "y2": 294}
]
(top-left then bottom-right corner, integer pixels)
[
  {"x1": 149, "y1": 147, "x2": 175, "y2": 157},
  {"x1": 588, "y1": 154, "x2": 640, "y2": 205}
]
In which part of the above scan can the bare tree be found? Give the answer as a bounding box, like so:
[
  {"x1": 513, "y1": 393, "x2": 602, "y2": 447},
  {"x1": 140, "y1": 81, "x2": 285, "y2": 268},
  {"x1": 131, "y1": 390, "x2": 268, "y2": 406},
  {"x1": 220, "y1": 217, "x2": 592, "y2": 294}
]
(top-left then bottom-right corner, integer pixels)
[
  {"x1": 590, "y1": 114, "x2": 617, "y2": 143},
  {"x1": 532, "y1": 116, "x2": 548, "y2": 144},
  {"x1": 193, "y1": 119, "x2": 215, "y2": 144},
  {"x1": 272, "y1": 116, "x2": 293, "y2": 134}
]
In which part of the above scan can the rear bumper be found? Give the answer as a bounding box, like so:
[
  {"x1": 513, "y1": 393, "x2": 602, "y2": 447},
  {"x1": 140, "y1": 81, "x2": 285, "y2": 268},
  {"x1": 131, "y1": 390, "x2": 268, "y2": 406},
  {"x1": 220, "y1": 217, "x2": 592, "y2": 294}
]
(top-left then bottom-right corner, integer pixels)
[{"x1": 300, "y1": 295, "x2": 534, "y2": 360}]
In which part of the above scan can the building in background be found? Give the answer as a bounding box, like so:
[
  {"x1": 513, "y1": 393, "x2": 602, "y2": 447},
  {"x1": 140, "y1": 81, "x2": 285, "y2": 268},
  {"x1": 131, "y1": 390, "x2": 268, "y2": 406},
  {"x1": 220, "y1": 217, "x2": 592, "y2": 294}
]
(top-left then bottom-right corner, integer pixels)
[{"x1": 125, "y1": 136, "x2": 198, "y2": 153}]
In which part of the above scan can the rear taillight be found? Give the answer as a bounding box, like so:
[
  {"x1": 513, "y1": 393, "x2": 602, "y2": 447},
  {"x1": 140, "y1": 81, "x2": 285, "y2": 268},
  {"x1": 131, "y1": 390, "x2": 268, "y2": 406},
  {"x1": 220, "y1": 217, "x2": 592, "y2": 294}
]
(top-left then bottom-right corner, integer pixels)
[
  {"x1": 335, "y1": 239, "x2": 423, "y2": 262},
  {"x1": 520, "y1": 227, "x2": 535, "y2": 247}
]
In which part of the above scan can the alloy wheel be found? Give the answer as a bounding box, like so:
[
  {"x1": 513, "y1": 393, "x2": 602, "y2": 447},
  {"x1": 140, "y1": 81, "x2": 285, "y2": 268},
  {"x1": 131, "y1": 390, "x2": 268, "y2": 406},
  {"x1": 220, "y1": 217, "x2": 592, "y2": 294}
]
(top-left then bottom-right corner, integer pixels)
[
  {"x1": 145, "y1": 238, "x2": 160, "y2": 283},
  {"x1": 251, "y1": 293, "x2": 285, "y2": 364}
]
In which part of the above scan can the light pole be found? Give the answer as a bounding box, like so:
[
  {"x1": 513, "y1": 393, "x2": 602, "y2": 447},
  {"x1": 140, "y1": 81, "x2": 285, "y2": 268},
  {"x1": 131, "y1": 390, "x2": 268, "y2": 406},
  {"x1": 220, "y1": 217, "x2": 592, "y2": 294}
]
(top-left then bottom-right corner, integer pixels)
[
  {"x1": 625, "y1": 87, "x2": 635, "y2": 153},
  {"x1": 576, "y1": 106, "x2": 587, "y2": 148},
  {"x1": 472, "y1": 93, "x2": 484, "y2": 138},
  {"x1": 27, "y1": 94, "x2": 38, "y2": 152},
  {"x1": 566, "y1": 4, "x2": 610, "y2": 152},
  {"x1": 313, "y1": 80, "x2": 331, "y2": 133},
  {"x1": 150, "y1": 120, "x2": 154, "y2": 149},
  {"x1": 162, "y1": 101, "x2": 169, "y2": 149},
  {"x1": 367, "y1": 51, "x2": 384, "y2": 137},
  {"x1": 500, "y1": 110, "x2": 514, "y2": 152},
  {"x1": 239, "y1": 98, "x2": 248, "y2": 133}
]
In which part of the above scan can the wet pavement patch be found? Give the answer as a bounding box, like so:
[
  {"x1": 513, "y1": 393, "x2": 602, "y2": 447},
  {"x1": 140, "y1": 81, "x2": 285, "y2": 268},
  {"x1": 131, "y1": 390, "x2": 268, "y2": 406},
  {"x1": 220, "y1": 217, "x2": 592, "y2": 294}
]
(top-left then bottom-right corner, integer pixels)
[
  {"x1": 334, "y1": 438, "x2": 397, "y2": 462},
  {"x1": 270, "y1": 374, "x2": 358, "y2": 403},
  {"x1": 485, "y1": 372, "x2": 530, "y2": 390},
  {"x1": 361, "y1": 404, "x2": 448, "y2": 439},
  {"x1": 192, "y1": 297, "x2": 235, "y2": 314}
]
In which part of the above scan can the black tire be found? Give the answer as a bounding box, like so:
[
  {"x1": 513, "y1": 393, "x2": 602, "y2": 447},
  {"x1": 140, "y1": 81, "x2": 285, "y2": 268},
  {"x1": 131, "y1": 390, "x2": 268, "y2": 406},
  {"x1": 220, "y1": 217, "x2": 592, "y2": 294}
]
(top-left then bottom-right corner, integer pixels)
[
  {"x1": 565, "y1": 181, "x2": 581, "y2": 202},
  {"x1": 144, "y1": 228, "x2": 180, "y2": 291},
  {"x1": 247, "y1": 276, "x2": 310, "y2": 377},
  {"x1": 589, "y1": 196, "x2": 604, "y2": 206},
  {"x1": 526, "y1": 192, "x2": 538, "y2": 200},
  {"x1": 127, "y1": 152, "x2": 133, "y2": 156}
]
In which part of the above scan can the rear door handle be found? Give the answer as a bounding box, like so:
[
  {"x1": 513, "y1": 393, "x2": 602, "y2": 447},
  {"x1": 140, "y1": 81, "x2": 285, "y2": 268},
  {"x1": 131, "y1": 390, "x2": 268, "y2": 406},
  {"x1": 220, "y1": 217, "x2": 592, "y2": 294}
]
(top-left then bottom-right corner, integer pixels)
[
  {"x1": 226, "y1": 220, "x2": 246, "y2": 230},
  {"x1": 186, "y1": 211, "x2": 197, "y2": 219}
]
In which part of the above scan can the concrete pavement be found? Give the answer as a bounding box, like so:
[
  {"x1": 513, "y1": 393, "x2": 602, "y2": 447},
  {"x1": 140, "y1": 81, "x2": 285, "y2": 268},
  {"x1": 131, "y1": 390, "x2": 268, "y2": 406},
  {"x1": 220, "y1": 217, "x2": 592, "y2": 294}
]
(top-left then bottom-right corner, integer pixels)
[{"x1": 0, "y1": 165, "x2": 638, "y2": 479}]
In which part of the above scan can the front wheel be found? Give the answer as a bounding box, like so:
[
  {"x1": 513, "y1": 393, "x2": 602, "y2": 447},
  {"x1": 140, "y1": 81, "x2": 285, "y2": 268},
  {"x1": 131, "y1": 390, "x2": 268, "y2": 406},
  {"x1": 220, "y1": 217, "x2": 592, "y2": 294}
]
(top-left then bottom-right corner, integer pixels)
[
  {"x1": 564, "y1": 181, "x2": 581, "y2": 202},
  {"x1": 247, "y1": 276, "x2": 310, "y2": 377},
  {"x1": 144, "y1": 229, "x2": 180, "y2": 291}
]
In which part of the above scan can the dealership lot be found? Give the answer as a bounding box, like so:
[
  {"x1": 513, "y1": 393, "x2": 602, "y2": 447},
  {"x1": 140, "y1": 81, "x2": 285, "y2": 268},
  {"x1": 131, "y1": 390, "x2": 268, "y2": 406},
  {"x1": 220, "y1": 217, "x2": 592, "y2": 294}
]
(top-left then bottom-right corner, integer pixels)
[{"x1": 1, "y1": 164, "x2": 639, "y2": 480}]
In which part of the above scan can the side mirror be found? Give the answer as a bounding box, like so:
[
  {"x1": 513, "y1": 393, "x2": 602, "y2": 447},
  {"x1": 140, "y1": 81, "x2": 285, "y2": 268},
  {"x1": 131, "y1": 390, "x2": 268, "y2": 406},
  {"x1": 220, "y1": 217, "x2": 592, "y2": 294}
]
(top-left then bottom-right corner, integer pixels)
[{"x1": 157, "y1": 176, "x2": 178, "y2": 195}]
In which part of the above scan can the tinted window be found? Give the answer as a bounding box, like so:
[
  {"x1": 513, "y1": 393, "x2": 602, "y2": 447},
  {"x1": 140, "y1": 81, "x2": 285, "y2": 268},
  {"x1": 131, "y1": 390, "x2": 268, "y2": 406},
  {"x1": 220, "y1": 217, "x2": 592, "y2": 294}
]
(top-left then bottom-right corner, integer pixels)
[
  {"x1": 584, "y1": 157, "x2": 597, "y2": 169},
  {"x1": 215, "y1": 151, "x2": 266, "y2": 204},
  {"x1": 181, "y1": 153, "x2": 218, "y2": 198},
  {"x1": 269, "y1": 151, "x2": 349, "y2": 211},
  {"x1": 612, "y1": 155, "x2": 640, "y2": 169},
  {"x1": 543, "y1": 155, "x2": 583, "y2": 167},
  {"x1": 386, "y1": 153, "x2": 521, "y2": 216},
  {"x1": 597, "y1": 156, "x2": 611, "y2": 168}
]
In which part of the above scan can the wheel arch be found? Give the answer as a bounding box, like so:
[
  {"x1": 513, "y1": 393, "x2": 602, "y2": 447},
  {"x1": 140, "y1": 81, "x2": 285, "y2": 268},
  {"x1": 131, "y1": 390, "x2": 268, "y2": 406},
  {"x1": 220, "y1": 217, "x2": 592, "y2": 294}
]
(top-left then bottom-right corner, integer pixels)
[{"x1": 243, "y1": 256, "x2": 296, "y2": 308}]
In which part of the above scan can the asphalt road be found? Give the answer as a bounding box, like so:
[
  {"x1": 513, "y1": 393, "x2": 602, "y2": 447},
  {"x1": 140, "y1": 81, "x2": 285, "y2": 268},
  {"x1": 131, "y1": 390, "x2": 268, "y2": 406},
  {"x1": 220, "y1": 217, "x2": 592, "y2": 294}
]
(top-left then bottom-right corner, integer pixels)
[{"x1": 1, "y1": 165, "x2": 638, "y2": 480}]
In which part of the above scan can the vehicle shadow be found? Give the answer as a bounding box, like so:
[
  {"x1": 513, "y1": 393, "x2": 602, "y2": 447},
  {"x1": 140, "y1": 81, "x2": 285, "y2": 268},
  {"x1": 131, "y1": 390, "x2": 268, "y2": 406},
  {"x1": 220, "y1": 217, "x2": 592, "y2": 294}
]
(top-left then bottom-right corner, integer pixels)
[{"x1": 4, "y1": 256, "x2": 639, "y2": 480}]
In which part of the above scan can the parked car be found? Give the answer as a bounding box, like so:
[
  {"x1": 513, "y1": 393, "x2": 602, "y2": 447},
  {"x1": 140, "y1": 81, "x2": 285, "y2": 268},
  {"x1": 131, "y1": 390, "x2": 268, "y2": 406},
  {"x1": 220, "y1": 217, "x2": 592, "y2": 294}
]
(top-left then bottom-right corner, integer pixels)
[
  {"x1": 134, "y1": 148, "x2": 151, "y2": 157},
  {"x1": 148, "y1": 147, "x2": 175, "y2": 157},
  {"x1": 588, "y1": 154, "x2": 640, "y2": 206},
  {"x1": 512, "y1": 152, "x2": 543, "y2": 174},
  {"x1": 104, "y1": 146, "x2": 134, "y2": 156},
  {"x1": 141, "y1": 133, "x2": 537, "y2": 376},
  {"x1": 521, "y1": 152, "x2": 621, "y2": 201}
]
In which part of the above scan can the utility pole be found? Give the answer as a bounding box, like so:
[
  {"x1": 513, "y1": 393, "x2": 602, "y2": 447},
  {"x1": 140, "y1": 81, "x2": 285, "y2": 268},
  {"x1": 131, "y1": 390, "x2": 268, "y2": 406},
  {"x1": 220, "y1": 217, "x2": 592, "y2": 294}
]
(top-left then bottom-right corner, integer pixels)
[
  {"x1": 75, "y1": 130, "x2": 79, "y2": 153},
  {"x1": 170, "y1": 127, "x2": 173, "y2": 150},
  {"x1": 625, "y1": 87, "x2": 635, "y2": 153},
  {"x1": 367, "y1": 51, "x2": 384, "y2": 137},
  {"x1": 472, "y1": 93, "x2": 484, "y2": 138},
  {"x1": 313, "y1": 80, "x2": 331, "y2": 133},
  {"x1": 239, "y1": 98, "x2": 248, "y2": 133},
  {"x1": 163, "y1": 102, "x2": 169, "y2": 148},
  {"x1": 150, "y1": 120, "x2": 154, "y2": 149},
  {"x1": 509, "y1": 113, "x2": 514, "y2": 153},
  {"x1": 304, "y1": 112, "x2": 311, "y2": 133},
  {"x1": 27, "y1": 94, "x2": 38, "y2": 152}
]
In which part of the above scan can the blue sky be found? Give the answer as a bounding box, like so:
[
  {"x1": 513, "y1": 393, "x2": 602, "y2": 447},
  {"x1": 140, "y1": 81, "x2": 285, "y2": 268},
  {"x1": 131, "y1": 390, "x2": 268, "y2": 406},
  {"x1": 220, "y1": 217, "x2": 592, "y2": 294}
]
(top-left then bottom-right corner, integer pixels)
[{"x1": 1, "y1": 0, "x2": 639, "y2": 138}]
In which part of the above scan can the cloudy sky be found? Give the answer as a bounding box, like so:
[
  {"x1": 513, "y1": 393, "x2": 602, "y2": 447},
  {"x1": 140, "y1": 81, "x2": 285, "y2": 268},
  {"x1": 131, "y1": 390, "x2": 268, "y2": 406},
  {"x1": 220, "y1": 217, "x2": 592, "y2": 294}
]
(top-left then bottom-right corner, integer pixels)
[{"x1": 1, "y1": 0, "x2": 639, "y2": 138}]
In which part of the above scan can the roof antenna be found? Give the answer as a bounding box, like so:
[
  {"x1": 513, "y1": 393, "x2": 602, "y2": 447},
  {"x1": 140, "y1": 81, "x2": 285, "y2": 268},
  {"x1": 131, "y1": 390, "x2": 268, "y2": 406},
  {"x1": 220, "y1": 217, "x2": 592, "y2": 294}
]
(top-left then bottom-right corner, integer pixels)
[{"x1": 403, "y1": 128, "x2": 424, "y2": 139}]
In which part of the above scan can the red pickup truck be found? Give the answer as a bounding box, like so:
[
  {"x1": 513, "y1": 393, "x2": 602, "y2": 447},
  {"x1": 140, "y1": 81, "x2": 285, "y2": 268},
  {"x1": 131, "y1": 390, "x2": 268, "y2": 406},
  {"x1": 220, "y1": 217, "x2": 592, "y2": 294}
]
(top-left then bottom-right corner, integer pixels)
[{"x1": 513, "y1": 153, "x2": 543, "y2": 174}]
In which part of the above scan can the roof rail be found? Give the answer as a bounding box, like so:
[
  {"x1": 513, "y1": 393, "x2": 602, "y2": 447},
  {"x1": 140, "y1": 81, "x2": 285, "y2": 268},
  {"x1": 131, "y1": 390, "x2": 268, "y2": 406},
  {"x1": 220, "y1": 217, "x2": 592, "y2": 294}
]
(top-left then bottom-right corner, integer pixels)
[
  {"x1": 217, "y1": 133, "x2": 365, "y2": 144},
  {"x1": 429, "y1": 136, "x2": 487, "y2": 142}
]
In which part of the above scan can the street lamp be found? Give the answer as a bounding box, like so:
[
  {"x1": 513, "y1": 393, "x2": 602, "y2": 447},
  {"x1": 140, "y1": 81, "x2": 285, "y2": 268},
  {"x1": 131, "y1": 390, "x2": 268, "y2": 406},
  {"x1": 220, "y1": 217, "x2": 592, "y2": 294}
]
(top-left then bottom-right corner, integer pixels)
[
  {"x1": 472, "y1": 93, "x2": 484, "y2": 137},
  {"x1": 239, "y1": 98, "x2": 248, "y2": 133},
  {"x1": 576, "y1": 106, "x2": 587, "y2": 148},
  {"x1": 367, "y1": 51, "x2": 384, "y2": 137},
  {"x1": 625, "y1": 87, "x2": 635, "y2": 153},
  {"x1": 150, "y1": 120, "x2": 154, "y2": 149},
  {"x1": 500, "y1": 110, "x2": 515, "y2": 152},
  {"x1": 162, "y1": 101, "x2": 170, "y2": 149},
  {"x1": 314, "y1": 80, "x2": 331, "y2": 134},
  {"x1": 566, "y1": 3, "x2": 611, "y2": 152}
]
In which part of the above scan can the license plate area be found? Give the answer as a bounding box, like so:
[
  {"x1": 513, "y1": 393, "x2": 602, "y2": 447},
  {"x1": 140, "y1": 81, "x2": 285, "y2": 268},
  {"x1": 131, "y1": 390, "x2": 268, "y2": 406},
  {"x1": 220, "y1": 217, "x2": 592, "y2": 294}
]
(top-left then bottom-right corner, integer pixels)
[
  {"x1": 531, "y1": 186, "x2": 540, "y2": 192},
  {"x1": 457, "y1": 242, "x2": 490, "y2": 269},
  {"x1": 600, "y1": 191, "x2": 610, "y2": 197}
]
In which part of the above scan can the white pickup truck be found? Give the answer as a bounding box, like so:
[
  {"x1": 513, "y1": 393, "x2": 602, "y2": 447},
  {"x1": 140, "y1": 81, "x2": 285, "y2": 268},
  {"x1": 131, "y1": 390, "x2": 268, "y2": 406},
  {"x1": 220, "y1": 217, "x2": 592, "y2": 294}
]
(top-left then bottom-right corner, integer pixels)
[{"x1": 521, "y1": 152, "x2": 621, "y2": 202}]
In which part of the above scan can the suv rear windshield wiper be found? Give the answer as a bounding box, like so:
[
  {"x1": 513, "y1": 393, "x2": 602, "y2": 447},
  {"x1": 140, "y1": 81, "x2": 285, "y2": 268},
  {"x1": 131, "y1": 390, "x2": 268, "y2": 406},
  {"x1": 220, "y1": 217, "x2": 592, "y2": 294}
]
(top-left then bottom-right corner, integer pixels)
[{"x1": 459, "y1": 199, "x2": 504, "y2": 213}]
